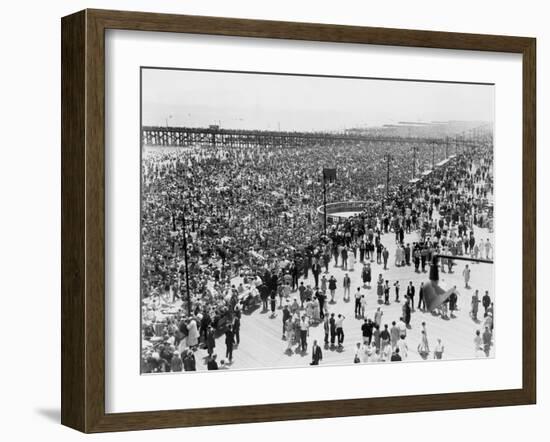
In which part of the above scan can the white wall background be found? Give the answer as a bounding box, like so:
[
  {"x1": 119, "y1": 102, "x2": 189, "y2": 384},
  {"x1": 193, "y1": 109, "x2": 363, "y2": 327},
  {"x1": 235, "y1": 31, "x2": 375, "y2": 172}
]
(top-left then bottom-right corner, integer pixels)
[{"x1": 0, "y1": 0, "x2": 546, "y2": 440}]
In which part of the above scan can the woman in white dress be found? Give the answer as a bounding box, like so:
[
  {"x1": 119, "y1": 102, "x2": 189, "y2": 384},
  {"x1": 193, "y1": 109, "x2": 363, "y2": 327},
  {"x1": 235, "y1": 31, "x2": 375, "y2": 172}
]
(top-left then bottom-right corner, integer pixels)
[{"x1": 186, "y1": 317, "x2": 199, "y2": 349}]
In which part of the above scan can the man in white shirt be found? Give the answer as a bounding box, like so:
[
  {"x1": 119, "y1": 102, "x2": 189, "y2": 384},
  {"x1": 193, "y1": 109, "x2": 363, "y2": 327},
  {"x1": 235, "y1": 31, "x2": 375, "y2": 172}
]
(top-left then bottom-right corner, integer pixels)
[
  {"x1": 310, "y1": 340, "x2": 323, "y2": 365},
  {"x1": 398, "y1": 317, "x2": 407, "y2": 338}
]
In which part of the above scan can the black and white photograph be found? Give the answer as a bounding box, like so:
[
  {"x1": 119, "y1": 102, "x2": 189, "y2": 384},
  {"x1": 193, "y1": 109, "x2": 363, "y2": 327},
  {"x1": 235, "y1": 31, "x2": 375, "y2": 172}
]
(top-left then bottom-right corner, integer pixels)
[{"x1": 140, "y1": 68, "x2": 495, "y2": 374}]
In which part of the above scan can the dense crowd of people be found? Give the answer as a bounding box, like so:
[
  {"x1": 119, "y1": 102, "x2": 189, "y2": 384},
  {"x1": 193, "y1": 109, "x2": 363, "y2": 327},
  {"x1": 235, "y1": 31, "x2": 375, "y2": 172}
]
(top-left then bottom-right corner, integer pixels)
[{"x1": 140, "y1": 134, "x2": 494, "y2": 373}]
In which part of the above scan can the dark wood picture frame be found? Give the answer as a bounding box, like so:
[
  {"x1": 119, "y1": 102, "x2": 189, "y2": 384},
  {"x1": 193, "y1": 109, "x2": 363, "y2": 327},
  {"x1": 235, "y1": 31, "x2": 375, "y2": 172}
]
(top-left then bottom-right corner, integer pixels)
[{"x1": 61, "y1": 9, "x2": 536, "y2": 433}]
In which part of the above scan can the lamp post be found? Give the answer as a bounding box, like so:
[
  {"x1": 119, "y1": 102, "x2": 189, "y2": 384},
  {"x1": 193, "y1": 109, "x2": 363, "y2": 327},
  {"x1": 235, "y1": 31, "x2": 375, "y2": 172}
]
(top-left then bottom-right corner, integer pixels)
[
  {"x1": 384, "y1": 153, "x2": 392, "y2": 196},
  {"x1": 321, "y1": 168, "x2": 336, "y2": 240},
  {"x1": 322, "y1": 169, "x2": 327, "y2": 238},
  {"x1": 412, "y1": 145, "x2": 418, "y2": 179}
]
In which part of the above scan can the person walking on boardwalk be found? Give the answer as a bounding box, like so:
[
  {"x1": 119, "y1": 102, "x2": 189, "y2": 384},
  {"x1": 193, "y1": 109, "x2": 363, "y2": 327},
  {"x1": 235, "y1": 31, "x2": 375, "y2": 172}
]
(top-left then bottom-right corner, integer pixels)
[
  {"x1": 482, "y1": 325, "x2": 492, "y2": 357},
  {"x1": 285, "y1": 319, "x2": 295, "y2": 352},
  {"x1": 323, "y1": 315, "x2": 330, "y2": 347},
  {"x1": 282, "y1": 304, "x2": 291, "y2": 340},
  {"x1": 354, "y1": 287, "x2": 362, "y2": 317},
  {"x1": 335, "y1": 314, "x2": 346, "y2": 347},
  {"x1": 364, "y1": 263, "x2": 372, "y2": 288},
  {"x1": 225, "y1": 325, "x2": 235, "y2": 363},
  {"x1": 380, "y1": 324, "x2": 391, "y2": 357},
  {"x1": 406, "y1": 281, "x2": 415, "y2": 308},
  {"x1": 299, "y1": 315, "x2": 309, "y2": 353},
  {"x1": 233, "y1": 313, "x2": 241, "y2": 345},
  {"x1": 328, "y1": 275, "x2": 337, "y2": 303},
  {"x1": 343, "y1": 273, "x2": 351, "y2": 301},
  {"x1": 397, "y1": 334, "x2": 409, "y2": 359},
  {"x1": 348, "y1": 250, "x2": 355, "y2": 271},
  {"x1": 395, "y1": 246, "x2": 402, "y2": 267},
  {"x1": 360, "y1": 294, "x2": 367, "y2": 318},
  {"x1": 298, "y1": 282, "x2": 306, "y2": 308},
  {"x1": 463, "y1": 264, "x2": 471, "y2": 289},
  {"x1": 414, "y1": 248, "x2": 421, "y2": 272},
  {"x1": 361, "y1": 318, "x2": 372, "y2": 345},
  {"x1": 361, "y1": 264, "x2": 369, "y2": 288},
  {"x1": 382, "y1": 247, "x2": 389, "y2": 270},
  {"x1": 312, "y1": 258, "x2": 321, "y2": 289},
  {"x1": 310, "y1": 340, "x2": 323, "y2": 365},
  {"x1": 341, "y1": 246, "x2": 348, "y2": 270},
  {"x1": 377, "y1": 274, "x2": 384, "y2": 304},
  {"x1": 374, "y1": 307, "x2": 384, "y2": 328},
  {"x1": 390, "y1": 321, "x2": 400, "y2": 350},
  {"x1": 373, "y1": 324, "x2": 381, "y2": 354},
  {"x1": 316, "y1": 289, "x2": 326, "y2": 320},
  {"x1": 353, "y1": 342, "x2": 364, "y2": 363},
  {"x1": 449, "y1": 288, "x2": 458, "y2": 318},
  {"x1": 320, "y1": 274, "x2": 328, "y2": 297},
  {"x1": 394, "y1": 280, "x2": 400, "y2": 302},
  {"x1": 206, "y1": 325, "x2": 216, "y2": 357},
  {"x1": 485, "y1": 238, "x2": 493, "y2": 260},
  {"x1": 329, "y1": 313, "x2": 336, "y2": 347},
  {"x1": 398, "y1": 317, "x2": 407, "y2": 338},
  {"x1": 474, "y1": 330, "x2": 483, "y2": 357},
  {"x1": 433, "y1": 338, "x2": 444, "y2": 360},
  {"x1": 403, "y1": 299, "x2": 412, "y2": 328},
  {"x1": 323, "y1": 250, "x2": 330, "y2": 274},
  {"x1": 269, "y1": 290, "x2": 277, "y2": 317},
  {"x1": 471, "y1": 290, "x2": 481, "y2": 321},
  {"x1": 421, "y1": 248, "x2": 427, "y2": 272},
  {"x1": 418, "y1": 329, "x2": 430, "y2": 359},
  {"x1": 384, "y1": 280, "x2": 391, "y2": 305}
]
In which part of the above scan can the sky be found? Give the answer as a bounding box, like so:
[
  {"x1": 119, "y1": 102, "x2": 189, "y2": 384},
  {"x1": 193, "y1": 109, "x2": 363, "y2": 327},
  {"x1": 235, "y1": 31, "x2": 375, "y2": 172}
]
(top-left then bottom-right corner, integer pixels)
[{"x1": 141, "y1": 68, "x2": 494, "y2": 132}]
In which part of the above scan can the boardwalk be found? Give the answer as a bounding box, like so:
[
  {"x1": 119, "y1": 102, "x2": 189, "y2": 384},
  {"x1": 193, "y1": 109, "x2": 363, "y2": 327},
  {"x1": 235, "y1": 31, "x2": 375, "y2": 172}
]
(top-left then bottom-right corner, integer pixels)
[{"x1": 189, "y1": 226, "x2": 495, "y2": 372}]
